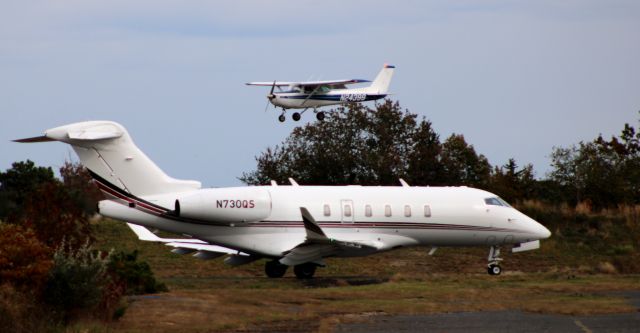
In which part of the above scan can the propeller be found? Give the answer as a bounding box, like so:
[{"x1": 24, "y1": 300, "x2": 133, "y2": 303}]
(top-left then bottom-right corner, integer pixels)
[{"x1": 264, "y1": 80, "x2": 276, "y2": 112}]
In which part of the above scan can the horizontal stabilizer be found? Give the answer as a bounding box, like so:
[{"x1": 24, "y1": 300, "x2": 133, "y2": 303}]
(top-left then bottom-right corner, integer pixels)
[
  {"x1": 512, "y1": 240, "x2": 540, "y2": 253},
  {"x1": 13, "y1": 136, "x2": 55, "y2": 143}
]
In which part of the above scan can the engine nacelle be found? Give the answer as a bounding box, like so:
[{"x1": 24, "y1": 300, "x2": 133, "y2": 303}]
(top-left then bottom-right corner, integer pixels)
[{"x1": 175, "y1": 187, "x2": 271, "y2": 224}]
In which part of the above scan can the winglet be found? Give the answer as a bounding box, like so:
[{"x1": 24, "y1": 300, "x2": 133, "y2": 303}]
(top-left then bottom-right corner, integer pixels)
[
  {"x1": 300, "y1": 207, "x2": 327, "y2": 240},
  {"x1": 127, "y1": 223, "x2": 161, "y2": 241}
]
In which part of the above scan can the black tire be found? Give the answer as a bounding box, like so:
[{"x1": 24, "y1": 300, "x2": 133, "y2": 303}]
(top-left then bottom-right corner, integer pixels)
[
  {"x1": 488, "y1": 264, "x2": 502, "y2": 276},
  {"x1": 293, "y1": 263, "x2": 316, "y2": 279},
  {"x1": 292, "y1": 112, "x2": 301, "y2": 121},
  {"x1": 278, "y1": 114, "x2": 286, "y2": 122},
  {"x1": 265, "y1": 260, "x2": 288, "y2": 278},
  {"x1": 316, "y1": 112, "x2": 325, "y2": 121}
]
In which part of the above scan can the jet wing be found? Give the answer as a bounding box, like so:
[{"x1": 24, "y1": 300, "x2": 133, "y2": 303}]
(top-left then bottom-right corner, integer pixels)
[
  {"x1": 279, "y1": 208, "x2": 378, "y2": 266},
  {"x1": 126, "y1": 223, "x2": 248, "y2": 257},
  {"x1": 246, "y1": 79, "x2": 370, "y2": 87}
]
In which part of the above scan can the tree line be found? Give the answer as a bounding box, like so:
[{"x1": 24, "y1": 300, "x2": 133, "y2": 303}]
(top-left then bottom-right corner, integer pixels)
[
  {"x1": 0, "y1": 161, "x2": 165, "y2": 331},
  {"x1": 241, "y1": 100, "x2": 640, "y2": 209}
]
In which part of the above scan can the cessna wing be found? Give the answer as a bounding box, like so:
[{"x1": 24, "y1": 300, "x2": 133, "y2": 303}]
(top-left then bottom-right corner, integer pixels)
[
  {"x1": 246, "y1": 79, "x2": 370, "y2": 87},
  {"x1": 126, "y1": 223, "x2": 249, "y2": 259},
  {"x1": 279, "y1": 208, "x2": 379, "y2": 266}
]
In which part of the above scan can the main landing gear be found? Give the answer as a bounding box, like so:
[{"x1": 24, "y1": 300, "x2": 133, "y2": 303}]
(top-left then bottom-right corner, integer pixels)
[
  {"x1": 276, "y1": 109, "x2": 325, "y2": 122},
  {"x1": 264, "y1": 261, "x2": 318, "y2": 279},
  {"x1": 487, "y1": 246, "x2": 503, "y2": 275},
  {"x1": 265, "y1": 260, "x2": 288, "y2": 278}
]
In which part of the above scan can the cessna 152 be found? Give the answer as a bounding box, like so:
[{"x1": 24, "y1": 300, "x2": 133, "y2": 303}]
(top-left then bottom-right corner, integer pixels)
[
  {"x1": 16, "y1": 121, "x2": 550, "y2": 278},
  {"x1": 247, "y1": 64, "x2": 395, "y2": 122}
]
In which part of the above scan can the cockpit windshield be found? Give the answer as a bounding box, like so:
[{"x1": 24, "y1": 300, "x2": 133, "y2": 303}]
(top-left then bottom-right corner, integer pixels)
[{"x1": 484, "y1": 197, "x2": 512, "y2": 207}]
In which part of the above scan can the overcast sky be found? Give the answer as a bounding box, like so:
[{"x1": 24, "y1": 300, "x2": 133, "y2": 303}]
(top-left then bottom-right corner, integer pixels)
[{"x1": 1, "y1": 0, "x2": 639, "y2": 187}]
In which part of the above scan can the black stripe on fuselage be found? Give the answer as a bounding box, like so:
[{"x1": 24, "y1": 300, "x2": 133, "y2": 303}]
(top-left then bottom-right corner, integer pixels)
[{"x1": 88, "y1": 169, "x2": 528, "y2": 233}]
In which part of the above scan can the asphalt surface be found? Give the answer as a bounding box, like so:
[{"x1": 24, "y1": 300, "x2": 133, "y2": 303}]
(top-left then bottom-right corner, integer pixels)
[{"x1": 335, "y1": 291, "x2": 640, "y2": 333}]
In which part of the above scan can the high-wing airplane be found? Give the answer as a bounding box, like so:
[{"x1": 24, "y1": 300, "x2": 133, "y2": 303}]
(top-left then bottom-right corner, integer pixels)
[
  {"x1": 247, "y1": 64, "x2": 395, "y2": 122},
  {"x1": 16, "y1": 121, "x2": 550, "y2": 278}
]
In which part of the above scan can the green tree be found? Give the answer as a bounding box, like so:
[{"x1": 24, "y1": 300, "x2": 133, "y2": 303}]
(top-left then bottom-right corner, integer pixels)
[
  {"x1": 488, "y1": 158, "x2": 536, "y2": 203},
  {"x1": 439, "y1": 134, "x2": 491, "y2": 187},
  {"x1": 549, "y1": 115, "x2": 640, "y2": 208},
  {"x1": 241, "y1": 101, "x2": 445, "y2": 186},
  {"x1": 0, "y1": 160, "x2": 55, "y2": 221}
]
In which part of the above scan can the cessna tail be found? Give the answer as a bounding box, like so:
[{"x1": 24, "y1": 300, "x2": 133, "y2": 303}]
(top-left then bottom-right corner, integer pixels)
[{"x1": 17, "y1": 121, "x2": 551, "y2": 278}]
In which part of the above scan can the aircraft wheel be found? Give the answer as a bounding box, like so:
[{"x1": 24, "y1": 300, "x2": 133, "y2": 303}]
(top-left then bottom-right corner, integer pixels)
[
  {"x1": 278, "y1": 114, "x2": 286, "y2": 122},
  {"x1": 316, "y1": 112, "x2": 325, "y2": 121},
  {"x1": 488, "y1": 264, "x2": 502, "y2": 276},
  {"x1": 265, "y1": 260, "x2": 288, "y2": 278},
  {"x1": 292, "y1": 112, "x2": 301, "y2": 121},
  {"x1": 294, "y1": 263, "x2": 316, "y2": 279}
]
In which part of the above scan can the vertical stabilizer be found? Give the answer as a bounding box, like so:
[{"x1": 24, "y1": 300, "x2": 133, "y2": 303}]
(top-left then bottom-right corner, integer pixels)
[
  {"x1": 24, "y1": 121, "x2": 200, "y2": 196},
  {"x1": 368, "y1": 64, "x2": 395, "y2": 94}
]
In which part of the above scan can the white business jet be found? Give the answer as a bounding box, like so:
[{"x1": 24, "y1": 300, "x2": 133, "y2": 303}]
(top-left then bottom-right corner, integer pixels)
[
  {"x1": 246, "y1": 64, "x2": 395, "y2": 122},
  {"x1": 16, "y1": 121, "x2": 550, "y2": 278}
]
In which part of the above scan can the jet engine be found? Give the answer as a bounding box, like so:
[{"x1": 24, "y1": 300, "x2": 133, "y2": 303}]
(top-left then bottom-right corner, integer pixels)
[{"x1": 174, "y1": 187, "x2": 271, "y2": 224}]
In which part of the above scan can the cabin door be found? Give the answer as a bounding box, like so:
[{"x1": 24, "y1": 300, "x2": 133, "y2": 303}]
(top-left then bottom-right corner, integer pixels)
[{"x1": 340, "y1": 199, "x2": 354, "y2": 223}]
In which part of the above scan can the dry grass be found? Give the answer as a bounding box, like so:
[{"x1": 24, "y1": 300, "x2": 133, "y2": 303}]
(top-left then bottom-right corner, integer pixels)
[
  {"x1": 107, "y1": 274, "x2": 639, "y2": 332},
  {"x1": 88, "y1": 217, "x2": 640, "y2": 332}
]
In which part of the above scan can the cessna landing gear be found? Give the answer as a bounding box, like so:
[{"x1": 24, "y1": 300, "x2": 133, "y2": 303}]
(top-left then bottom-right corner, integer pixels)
[
  {"x1": 294, "y1": 263, "x2": 317, "y2": 279},
  {"x1": 265, "y1": 260, "x2": 288, "y2": 278},
  {"x1": 278, "y1": 114, "x2": 286, "y2": 122},
  {"x1": 316, "y1": 111, "x2": 325, "y2": 121},
  {"x1": 292, "y1": 112, "x2": 301, "y2": 121},
  {"x1": 487, "y1": 246, "x2": 503, "y2": 275}
]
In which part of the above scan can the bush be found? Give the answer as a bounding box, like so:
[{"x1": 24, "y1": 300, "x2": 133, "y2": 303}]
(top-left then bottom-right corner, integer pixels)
[
  {"x1": 0, "y1": 223, "x2": 52, "y2": 291},
  {"x1": 43, "y1": 241, "x2": 110, "y2": 322},
  {"x1": 108, "y1": 250, "x2": 167, "y2": 295},
  {"x1": 0, "y1": 284, "x2": 53, "y2": 333}
]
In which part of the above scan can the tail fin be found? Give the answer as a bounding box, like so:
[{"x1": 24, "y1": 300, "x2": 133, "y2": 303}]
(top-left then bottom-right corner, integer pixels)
[
  {"x1": 367, "y1": 64, "x2": 395, "y2": 94},
  {"x1": 16, "y1": 121, "x2": 200, "y2": 196}
]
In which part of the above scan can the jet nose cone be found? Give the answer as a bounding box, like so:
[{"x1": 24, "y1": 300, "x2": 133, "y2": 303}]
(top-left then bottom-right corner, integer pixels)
[{"x1": 538, "y1": 224, "x2": 551, "y2": 239}]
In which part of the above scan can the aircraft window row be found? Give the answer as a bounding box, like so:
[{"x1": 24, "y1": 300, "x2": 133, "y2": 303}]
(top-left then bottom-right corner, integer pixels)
[
  {"x1": 322, "y1": 204, "x2": 432, "y2": 218},
  {"x1": 484, "y1": 197, "x2": 512, "y2": 207}
]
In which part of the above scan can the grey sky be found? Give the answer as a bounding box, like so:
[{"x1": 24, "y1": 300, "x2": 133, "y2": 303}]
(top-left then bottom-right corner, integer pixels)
[{"x1": 1, "y1": 1, "x2": 639, "y2": 187}]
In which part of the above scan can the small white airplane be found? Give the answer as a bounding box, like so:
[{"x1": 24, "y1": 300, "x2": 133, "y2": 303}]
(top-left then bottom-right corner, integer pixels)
[
  {"x1": 246, "y1": 64, "x2": 395, "y2": 122},
  {"x1": 16, "y1": 121, "x2": 550, "y2": 278}
]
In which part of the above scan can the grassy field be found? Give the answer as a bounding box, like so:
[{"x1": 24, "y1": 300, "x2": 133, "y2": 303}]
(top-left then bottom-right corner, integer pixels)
[{"x1": 89, "y1": 216, "x2": 640, "y2": 333}]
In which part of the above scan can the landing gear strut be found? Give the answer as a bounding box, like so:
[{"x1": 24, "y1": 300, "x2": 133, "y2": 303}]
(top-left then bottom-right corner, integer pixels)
[
  {"x1": 294, "y1": 263, "x2": 317, "y2": 279},
  {"x1": 265, "y1": 260, "x2": 288, "y2": 278},
  {"x1": 487, "y1": 246, "x2": 503, "y2": 275},
  {"x1": 278, "y1": 109, "x2": 286, "y2": 122}
]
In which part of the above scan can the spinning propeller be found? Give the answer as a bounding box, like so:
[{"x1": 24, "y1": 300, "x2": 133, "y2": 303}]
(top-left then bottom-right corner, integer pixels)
[{"x1": 264, "y1": 80, "x2": 276, "y2": 112}]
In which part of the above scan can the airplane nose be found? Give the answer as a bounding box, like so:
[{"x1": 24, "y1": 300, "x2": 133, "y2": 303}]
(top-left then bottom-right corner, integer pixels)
[{"x1": 537, "y1": 224, "x2": 551, "y2": 239}]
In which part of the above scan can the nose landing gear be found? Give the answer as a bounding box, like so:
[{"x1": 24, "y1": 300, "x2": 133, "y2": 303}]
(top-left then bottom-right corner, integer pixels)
[{"x1": 487, "y1": 246, "x2": 503, "y2": 275}]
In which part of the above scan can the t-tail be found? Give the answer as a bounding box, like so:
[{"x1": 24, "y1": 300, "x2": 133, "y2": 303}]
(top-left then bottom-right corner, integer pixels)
[
  {"x1": 367, "y1": 64, "x2": 395, "y2": 94},
  {"x1": 14, "y1": 121, "x2": 201, "y2": 196}
]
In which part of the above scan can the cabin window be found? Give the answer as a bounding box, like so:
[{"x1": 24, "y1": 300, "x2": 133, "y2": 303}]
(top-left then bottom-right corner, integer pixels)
[
  {"x1": 365, "y1": 205, "x2": 372, "y2": 217},
  {"x1": 344, "y1": 204, "x2": 352, "y2": 217},
  {"x1": 323, "y1": 204, "x2": 331, "y2": 216},
  {"x1": 424, "y1": 205, "x2": 431, "y2": 217},
  {"x1": 404, "y1": 205, "x2": 412, "y2": 217},
  {"x1": 385, "y1": 205, "x2": 392, "y2": 217}
]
